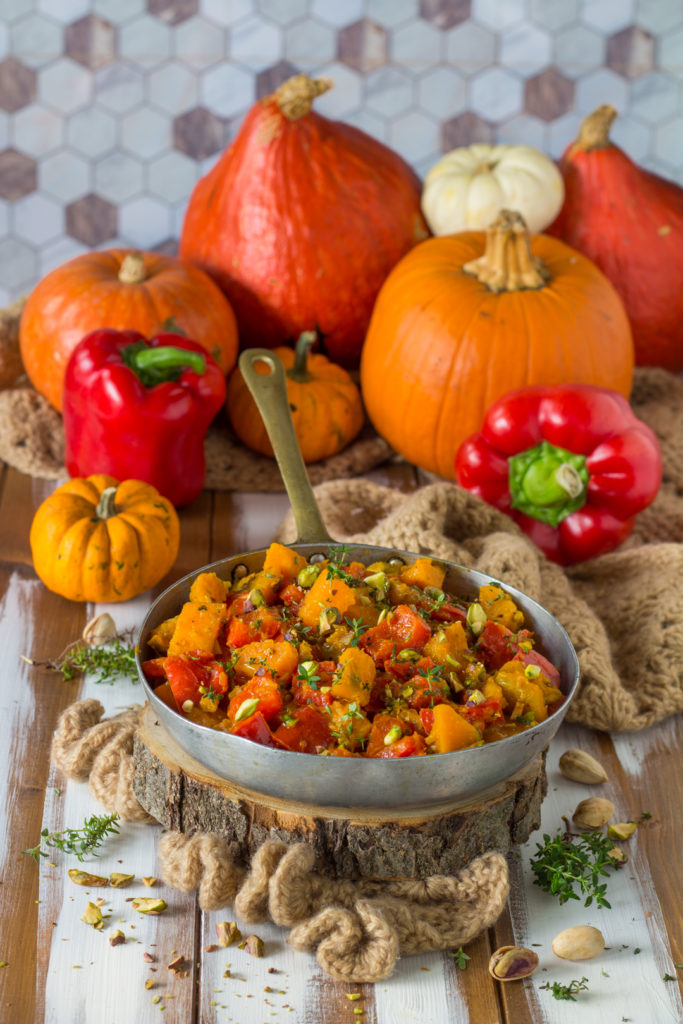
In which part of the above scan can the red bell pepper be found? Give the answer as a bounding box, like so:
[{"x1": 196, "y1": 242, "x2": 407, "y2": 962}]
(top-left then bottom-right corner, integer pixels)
[
  {"x1": 455, "y1": 384, "x2": 661, "y2": 565},
  {"x1": 62, "y1": 328, "x2": 226, "y2": 507}
]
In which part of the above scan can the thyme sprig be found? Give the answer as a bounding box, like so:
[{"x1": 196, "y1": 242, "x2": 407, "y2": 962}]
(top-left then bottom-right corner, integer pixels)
[
  {"x1": 23, "y1": 634, "x2": 137, "y2": 685},
  {"x1": 22, "y1": 812, "x2": 120, "y2": 863},
  {"x1": 540, "y1": 977, "x2": 589, "y2": 1001},
  {"x1": 529, "y1": 823, "x2": 620, "y2": 908}
]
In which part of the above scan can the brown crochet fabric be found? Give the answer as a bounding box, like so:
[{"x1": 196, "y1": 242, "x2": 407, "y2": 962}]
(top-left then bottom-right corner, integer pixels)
[
  {"x1": 159, "y1": 834, "x2": 509, "y2": 982},
  {"x1": 51, "y1": 699, "x2": 154, "y2": 823},
  {"x1": 276, "y1": 470, "x2": 683, "y2": 732}
]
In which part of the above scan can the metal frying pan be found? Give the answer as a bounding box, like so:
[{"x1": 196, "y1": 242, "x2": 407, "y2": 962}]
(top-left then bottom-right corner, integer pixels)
[{"x1": 135, "y1": 350, "x2": 580, "y2": 809}]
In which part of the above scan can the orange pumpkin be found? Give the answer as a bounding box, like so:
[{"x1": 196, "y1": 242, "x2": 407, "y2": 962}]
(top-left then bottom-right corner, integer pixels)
[
  {"x1": 226, "y1": 333, "x2": 364, "y2": 463},
  {"x1": 19, "y1": 249, "x2": 239, "y2": 411},
  {"x1": 360, "y1": 210, "x2": 634, "y2": 480}
]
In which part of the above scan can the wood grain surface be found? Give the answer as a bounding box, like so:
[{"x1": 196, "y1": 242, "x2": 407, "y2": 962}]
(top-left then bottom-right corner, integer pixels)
[{"x1": 0, "y1": 460, "x2": 681, "y2": 1024}]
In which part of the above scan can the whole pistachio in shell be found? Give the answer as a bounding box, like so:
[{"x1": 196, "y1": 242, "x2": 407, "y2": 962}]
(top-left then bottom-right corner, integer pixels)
[
  {"x1": 572, "y1": 797, "x2": 615, "y2": 830},
  {"x1": 558, "y1": 749, "x2": 608, "y2": 784},
  {"x1": 488, "y1": 945, "x2": 540, "y2": 981},
  {"x1": 552, "y1": 925, "x2": 604, "y2": 961}
]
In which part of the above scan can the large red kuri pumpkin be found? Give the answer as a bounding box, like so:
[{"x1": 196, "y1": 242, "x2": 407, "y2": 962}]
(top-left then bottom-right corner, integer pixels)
[
  {"x1": 548, "y1": 105, "x2": 683, "y2": 373},
  {"x1": 20, "y1": 249, "x2": 239, "y2": 411},
  {"x1": 179, "y1": 74, "x2": 428, "y2": 367},
  {"x1": 360, "y1": 210, "x2": 634, "y2": 480}
]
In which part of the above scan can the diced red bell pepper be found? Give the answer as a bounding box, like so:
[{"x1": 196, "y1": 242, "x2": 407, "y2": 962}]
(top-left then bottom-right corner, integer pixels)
[
  {"x1": 377, "y1": 734, "x2": 427, "y2": 758},
  {"x1": 280, "y1": 583, "x2": 305, "y2": 608},
  {"x1": 476, "y1": 621, "x2": 521, "y2": 671},
  {"x1": 458, "y1": 698, "x2": 503, "y2": 726},
  {"x1": 163, "y1": 655, "x2": 208, "y2": 707},
  {"x1": 272, "y1": 705, "x2": 332, "y2": 753},
  {"x1": 228, "y1": 674, "x2": 284, "y2": 725},
  {"x1": 226, "y1": 609, "x2": 282, "y2": 648},
  {"x1": 231, "y1": 711, "x2": 278, "y2": 747},
  {"x1": 402, "y1": 674, "x2": 450, "y2": 710},
  {"x1": 292, "y1": 661, "x2": 335, "y2": 708},
  {"x1": 419, "y1": 708, "x2": 434, "y2": 734},
  {"x1": 226, "y1": 618, "x2": 252, "y2": 648},
  {"x1": 431, "y1": 601, "x2": 467, "y2": 624},
  {"x1": 386, "y1": 605, "x2": 432, "y2": 649},
  {"x1": 142, "y1": 657, "x2": 167, "y2": 679}
]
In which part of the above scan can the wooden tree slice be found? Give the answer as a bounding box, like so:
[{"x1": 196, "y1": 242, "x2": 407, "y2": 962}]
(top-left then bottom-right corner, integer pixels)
[{"x1": 133, "y1": 704, "x2": 547, "y2": 880}]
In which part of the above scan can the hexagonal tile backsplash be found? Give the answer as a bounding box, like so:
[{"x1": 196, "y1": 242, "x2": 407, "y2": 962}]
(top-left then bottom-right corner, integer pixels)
[{"x1": 1, "y1": 0, "x2": 683, "y2": 304}]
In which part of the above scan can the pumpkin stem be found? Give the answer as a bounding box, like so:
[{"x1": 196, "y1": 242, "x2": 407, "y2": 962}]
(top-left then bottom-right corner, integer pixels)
[
  {"x1": 95, "y1": 487, "x2": 119, "y2": 521},
  {"x1": 462, "y1": 210, "x2": 550, "y2": 293},
  {"x1": 274, "y1": 74, "x2": 332, "y2": 121},
  {"x1": 574, "y1": 105, "x2": 618, "y2": 152},
  {"x1": 288, "y1": 331, "x2": 317, "y2": 382},
  {"x1": 118, "y1": 251, "x2": 148, "y2": 285}
]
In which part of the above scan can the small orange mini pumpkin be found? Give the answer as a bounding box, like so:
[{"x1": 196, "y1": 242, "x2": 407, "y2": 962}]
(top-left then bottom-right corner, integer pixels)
[
  {"x1": 226, "y1": 332, "x2": 364, "y2": 463},
  {"x1": 30, "y1": 475, "x2": 180, "y2": 603}
]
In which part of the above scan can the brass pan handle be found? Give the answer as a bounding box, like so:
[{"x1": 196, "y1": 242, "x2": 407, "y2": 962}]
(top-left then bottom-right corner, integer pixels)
[{"x1": 238, "y1": 348, "x2": 334, "y2": 545}]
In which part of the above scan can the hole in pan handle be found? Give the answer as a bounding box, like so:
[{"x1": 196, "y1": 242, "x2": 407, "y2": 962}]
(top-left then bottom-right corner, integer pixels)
[{"x1": 238, "y1": 348, "x2": 334, "y2": 545}]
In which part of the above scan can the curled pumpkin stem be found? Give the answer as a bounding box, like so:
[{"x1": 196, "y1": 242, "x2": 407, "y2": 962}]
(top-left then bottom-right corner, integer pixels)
[
  {"x1": 463, "y1": 210, "x2": 550, "y2": 293},
  {"x1": 275, "y1": 74, "x2": 333, "y2": 120},
  {"x1": 574, "y1": 105, "x2": 618, "y2": 152}
]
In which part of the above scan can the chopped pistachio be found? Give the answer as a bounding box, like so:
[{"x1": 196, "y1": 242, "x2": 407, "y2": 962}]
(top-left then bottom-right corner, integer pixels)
[
  {"x1": 346, "y1": 993, "x2": 362, "y2": 1001},
  {"x1": 234, "y1": 698, "x2": 259, "y2": 723},
  {"x1": 244, "y1": 935, "x2": 265, "y2": 958},
  {"x1": 68, "y1": 868, "x2": 109, "y2": 887},
  {"x1": 607, "y1": 822, "x2": 637, "y2": 841},
  {"x1": 297, "y1": 565, "x2": 320, "y2": 588},
  {"x1": 109, "y1": 872, "x2": 135, "y2": 888},
  {"x1": 249, "y1": 588, "x2": 266, "y2": 607},
  {"x1": 142, "y1": 876, "x2": 158, "y2": 887},
  {"x1": 524, "y1": 664, "x2": 541, "y2": 679},
  {"x1": 167, "y1": 956, "x2": 188, "y2": 974},
  {"x1": 383, "y1": 725, "x2": 402, "y2": 746},
  {"x1": 181, "y1": 700, "x2": 194, "y2": 713},
  {"x1": 81, "y1": 902, "x2": 103, "y2": 929},
  {"x1": 466, "y1": 602, "x2": 487, "y2": 636},
  {"x1": 132, "y1": 898, "x2": 167, "y2": 915},
  {"x1": 109, "y1": 930, "x2": 126, "y2": 947},
  {"x1": 145, "y1": 978, "x2": 155, "y2": 990},
  {"x1": 143, "y1": 952, "x2": 155, "y2": 963},
  {"x1": 216, "y1": 921, "x2": 242, "y2": 948}
]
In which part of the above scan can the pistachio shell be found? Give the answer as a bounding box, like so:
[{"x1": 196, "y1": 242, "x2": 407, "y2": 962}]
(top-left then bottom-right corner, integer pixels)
[
  {"x1": 552, "y1": 925, "x2": 605, "y2": 961},
  {"x1": 131, "y1": 897, "x2": 167, "y2": 915},
  {"x1": 488, "y1": 945, "x2": 539, "y2": 981},
  {"x1": 68, "y1": 868, "x2": 108, "y2": 887},
  {"x1": 572, "y1": 796, "x2": 615, "y2": 829},
  {"x1": 558, "y1": 748, "x2": 608, "y2": 784}
]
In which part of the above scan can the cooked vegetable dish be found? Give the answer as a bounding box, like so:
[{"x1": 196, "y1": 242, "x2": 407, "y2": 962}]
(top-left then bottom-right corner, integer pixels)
[{"x1": 142, "y1": 543, "x2": 564, "y2": 758}]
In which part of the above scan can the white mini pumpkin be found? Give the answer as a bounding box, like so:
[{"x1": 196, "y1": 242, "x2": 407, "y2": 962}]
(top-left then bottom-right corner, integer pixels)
[{"x1": 421, "y1": 144, "x2": 565, "y2": 235}]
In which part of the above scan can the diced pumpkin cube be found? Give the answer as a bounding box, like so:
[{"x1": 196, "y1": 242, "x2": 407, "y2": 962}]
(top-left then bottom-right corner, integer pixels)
[
  {"x1": 148, "y1": 615, "x2": 178, "y2": 655},
  {"x1": 423, "y1": 621, "x2": 468, "y2": 665},
  {"x1": 327, "y1": 700, "x2": 372, "y2": 750},
  {"x1": 479, "y1": 583, "x2": 524, "y2": 631},
  {"x1": 400, "y1": 557, "x2": 446, "y2": 591},
  {"x1": 262, "y1": 542, "x2": 306, "y2": 585},
  {"x1": 426, "y1": 703, "x2": 481, "y2": 753},
  {"x1": 189, "y1": 572, "x2": 228, "y2": 605},
  {"x1": 167, "y1": 602, "x2": 226, "y2": 657},
  {"x1": 233, "y1": 640, "x2": 299, "y2": 682},
  {"x1": 329, "y1": 647, "x2": 376, "y2": 706},
  {"x1": 482, "y1": 678, "x2": 504, "y2": 706},
  {"x1": 246, "y1": 570, "x2": 281, "y2": 604},
  {"x1": 495, "y1": 660, "x2": 547, "y2": 723},
  {"x1": 298, "y1": 568, "x2": 358, "y2": 628}
]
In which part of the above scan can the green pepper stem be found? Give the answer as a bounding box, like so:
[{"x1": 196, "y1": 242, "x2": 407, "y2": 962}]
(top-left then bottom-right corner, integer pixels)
[
  {"x1": 95, "y1": 487, "x2": 118, "y2": 521},
  {"x1": 121, "y1": 343, "x2": 206, "y2": 388},
  {"x1": 288, "y1": 331, "x2": 317, "y2": 382},
  {"x1": 508, "y1": 441, "x2": 589, "y2": 528}
]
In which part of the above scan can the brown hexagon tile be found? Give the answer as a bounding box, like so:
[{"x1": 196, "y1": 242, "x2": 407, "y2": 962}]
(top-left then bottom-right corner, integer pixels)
[
  {"x1": 148, "y1": 0, "x2": 198, "y2": 25},
  {"x1": 256, "y1": 60, "x2": 299, "y2": 100},
  {"x1": 524, "y1": 68, "x2": 574, "y2": 122},
  {"x1": 0, "y1": 58, "x2": 37, "y2": 113},
  {"x1": 0, "y1": 149, "x2": 37, "y2": 201},
  {"x1": 173, "y1": 106, "x2": 228, "y2": 160},
  {"x1": 65, "y1": 15, "x2": 116, "y2": 70},
  {"x1": 420, "y1": 0, "x2": 471, "y2": 31},
  {"x1": 65, "y1": 194, "x2": 117, "y2": 246},
  {"x1": 338, "y1": 19, "x2": 387, "y2": 73},
  {"x1": 441, "y1": 112, "x2": 494, "y2": 151},
  {"x1": 606, "y1": 26, "x2": 655, "y2": 79},
  {"x1": 153, "y1": 238, "x2": 179, "y2": 256}
]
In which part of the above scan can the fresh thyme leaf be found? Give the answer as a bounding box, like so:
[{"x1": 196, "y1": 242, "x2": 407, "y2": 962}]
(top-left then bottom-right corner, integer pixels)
[
  {"x1": 22, "y1": 813, "x2": 120, "y2": 863},
  {"x1": 540, "y1": 977, "x2": 589, "y2": 1001},
  {"x1": 62, "y1": 638, "x2": 138, "y2": 684},
  {"x1": 529, "y1": 829, "x2": 619, "y2": 908},
  {"x1": 663, "y1": 974, "x2": 675, "y2": 982},
  {"x1": 448, "y1": 947, "x2": 470, "y2": 970}
]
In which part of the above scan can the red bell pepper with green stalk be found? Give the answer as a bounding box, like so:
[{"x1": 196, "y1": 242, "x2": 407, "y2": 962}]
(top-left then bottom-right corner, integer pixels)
[
  {"x1": 455, "y1": 384, "x2": 661, "y2": 565},
  {"x1": 63, "y1": 328, "x2": 226, "y2": 507}
]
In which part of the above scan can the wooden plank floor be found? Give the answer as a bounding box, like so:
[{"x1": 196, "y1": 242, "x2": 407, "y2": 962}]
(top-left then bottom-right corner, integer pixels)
[{"x1": 0, "y1": 462, "x2": 681, "y2": 1024}]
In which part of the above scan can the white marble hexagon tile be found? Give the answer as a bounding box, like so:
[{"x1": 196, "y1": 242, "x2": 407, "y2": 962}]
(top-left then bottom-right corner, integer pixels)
[{"x1": 1, "y1": 0, "x2": 682, "y2": 305}]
